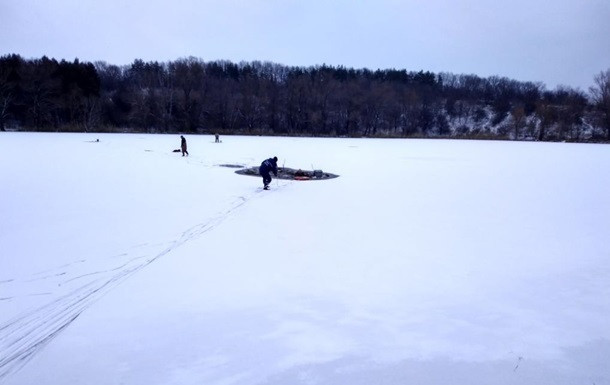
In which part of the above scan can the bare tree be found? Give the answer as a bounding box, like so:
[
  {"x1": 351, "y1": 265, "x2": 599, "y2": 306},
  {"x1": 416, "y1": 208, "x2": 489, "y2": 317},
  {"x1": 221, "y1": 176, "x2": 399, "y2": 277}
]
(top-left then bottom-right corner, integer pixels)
[
  {"x1": 534, "y1": 99, "x2": 555, "y2": 141},
  {"x1": 589, "y1": 69, "x2": 610, "y2": 140},
  {"x1": 0, "y1": 54, "x2": 23, "y2": 131},
  {"x1": 0, "y1": 67, "x2": 14, "y2": 131},
  {"x1": 510, "y1": 104, "x2": 526, "y2": 140}
]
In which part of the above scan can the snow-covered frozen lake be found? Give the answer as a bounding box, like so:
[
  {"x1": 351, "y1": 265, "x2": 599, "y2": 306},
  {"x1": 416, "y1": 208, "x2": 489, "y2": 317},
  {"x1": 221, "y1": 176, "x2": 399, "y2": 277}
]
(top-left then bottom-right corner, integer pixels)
[{"x1": 1, "y1": 132, "x2": 609, "y2": 384}]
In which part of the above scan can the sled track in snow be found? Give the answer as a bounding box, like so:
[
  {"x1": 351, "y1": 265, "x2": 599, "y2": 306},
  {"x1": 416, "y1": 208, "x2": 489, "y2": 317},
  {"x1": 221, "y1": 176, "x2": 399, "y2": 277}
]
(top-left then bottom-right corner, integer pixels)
[{"x1": 0, "y1": 184, "x2": 287, "y2": 380}]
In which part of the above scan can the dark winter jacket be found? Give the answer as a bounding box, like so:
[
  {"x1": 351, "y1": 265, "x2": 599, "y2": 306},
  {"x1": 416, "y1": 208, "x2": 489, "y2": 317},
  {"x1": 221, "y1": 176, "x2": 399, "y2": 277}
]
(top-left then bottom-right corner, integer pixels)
[{"x1": 259, "y1": 158, "x2": 278, "y2": 176}]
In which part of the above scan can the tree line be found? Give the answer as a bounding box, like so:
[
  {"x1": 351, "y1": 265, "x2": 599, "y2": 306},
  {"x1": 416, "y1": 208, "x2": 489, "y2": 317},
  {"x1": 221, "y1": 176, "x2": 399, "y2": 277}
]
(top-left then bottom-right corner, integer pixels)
[{"x1": 1, "y1": 53, "x2": 609, "y2": 142}]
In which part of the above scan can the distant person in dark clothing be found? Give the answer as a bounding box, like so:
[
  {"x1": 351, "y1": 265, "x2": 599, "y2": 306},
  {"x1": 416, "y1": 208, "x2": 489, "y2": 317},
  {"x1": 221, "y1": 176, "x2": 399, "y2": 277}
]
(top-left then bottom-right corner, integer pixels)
[
  {"x1": 215, "y1": 133, "x2": 220, "y2": 143},
  {"x1": 259, "y1": 156, "x2": 278, "y2": 190},
  {"x1": 180, "y1": 135, "x2": 189, "y2": 156}
]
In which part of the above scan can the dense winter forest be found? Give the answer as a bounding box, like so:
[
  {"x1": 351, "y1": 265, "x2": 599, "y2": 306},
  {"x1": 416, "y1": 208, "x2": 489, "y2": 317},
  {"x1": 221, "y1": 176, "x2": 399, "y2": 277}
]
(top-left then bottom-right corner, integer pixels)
[{"x1": 1, "y1": 54, "x2": 609, "y2": 141}]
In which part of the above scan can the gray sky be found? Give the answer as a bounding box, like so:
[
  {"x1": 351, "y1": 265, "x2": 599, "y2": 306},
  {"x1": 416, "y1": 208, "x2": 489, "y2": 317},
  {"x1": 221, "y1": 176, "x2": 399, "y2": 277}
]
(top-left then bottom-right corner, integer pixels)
[{"x1": 1, "y1": 0, "x2": 609, "y2": 90}]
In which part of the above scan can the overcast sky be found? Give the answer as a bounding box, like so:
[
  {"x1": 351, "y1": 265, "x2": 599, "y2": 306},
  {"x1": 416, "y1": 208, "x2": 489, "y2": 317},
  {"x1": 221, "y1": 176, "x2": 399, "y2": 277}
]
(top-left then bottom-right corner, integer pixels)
[{"x1": 1, "y1": 0, "x2": 609, "y2": 90}]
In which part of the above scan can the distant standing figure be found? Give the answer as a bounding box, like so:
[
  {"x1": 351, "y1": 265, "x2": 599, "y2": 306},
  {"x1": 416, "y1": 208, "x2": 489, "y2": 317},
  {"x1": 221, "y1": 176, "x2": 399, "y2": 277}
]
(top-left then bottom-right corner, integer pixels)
[
  {"x1": 180, "y1": 135, "x2": 189, "y2": 156},
  {"x1": 215, "y1": 133, "x2": 220, "y2": 143},
  {"x1": 259, "y1": 156, "x2": 278, "y2": 190}
]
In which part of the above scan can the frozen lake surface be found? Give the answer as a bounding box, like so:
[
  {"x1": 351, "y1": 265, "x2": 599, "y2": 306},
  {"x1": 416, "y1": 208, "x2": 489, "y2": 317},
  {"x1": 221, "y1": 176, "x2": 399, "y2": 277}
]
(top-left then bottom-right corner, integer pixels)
[{"x1": 1, "y1": 133, "x2": 609, "y2": 384}]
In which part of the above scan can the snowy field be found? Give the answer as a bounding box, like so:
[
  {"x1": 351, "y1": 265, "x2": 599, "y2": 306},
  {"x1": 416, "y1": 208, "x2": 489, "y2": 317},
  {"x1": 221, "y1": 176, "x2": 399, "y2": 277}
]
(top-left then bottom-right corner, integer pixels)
[{"x1": 1, "y1": 132, "x2": 609, "y2": 385}]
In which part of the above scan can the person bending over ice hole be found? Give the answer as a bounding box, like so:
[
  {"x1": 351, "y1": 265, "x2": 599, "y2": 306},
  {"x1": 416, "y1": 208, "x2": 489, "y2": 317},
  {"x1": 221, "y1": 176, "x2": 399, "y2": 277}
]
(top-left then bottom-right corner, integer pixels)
[{"x1": 259, "y1": 156, "x2": 278, "y2": 190}]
